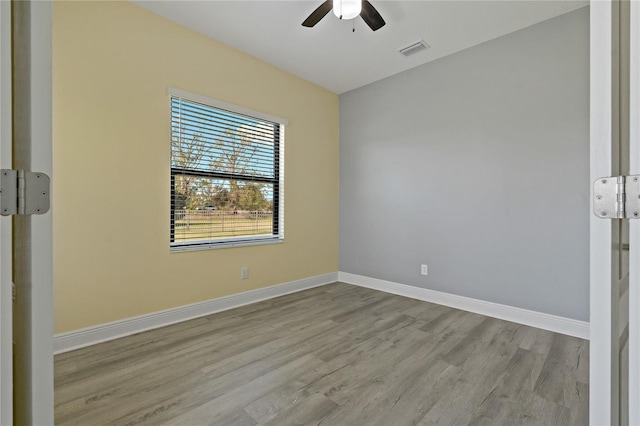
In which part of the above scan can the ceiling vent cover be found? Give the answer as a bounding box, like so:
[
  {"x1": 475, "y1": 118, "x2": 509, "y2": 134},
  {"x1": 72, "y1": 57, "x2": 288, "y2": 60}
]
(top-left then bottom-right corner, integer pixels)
[{"x1": 398, "y1": 39, "x2": 430, "y2": 57}]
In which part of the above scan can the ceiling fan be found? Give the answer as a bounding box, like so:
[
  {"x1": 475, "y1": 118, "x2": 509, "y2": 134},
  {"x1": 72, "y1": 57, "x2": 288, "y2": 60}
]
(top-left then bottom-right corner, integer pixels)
[{"x1": 302, "y1": 0, "x2": 386, "y2": 31}]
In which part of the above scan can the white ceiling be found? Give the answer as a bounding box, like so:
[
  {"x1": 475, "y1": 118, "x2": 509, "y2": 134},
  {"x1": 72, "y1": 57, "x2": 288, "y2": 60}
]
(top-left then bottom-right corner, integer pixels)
[{"x1": 132, "y1": 0, "x2": 588, "y2": 94}]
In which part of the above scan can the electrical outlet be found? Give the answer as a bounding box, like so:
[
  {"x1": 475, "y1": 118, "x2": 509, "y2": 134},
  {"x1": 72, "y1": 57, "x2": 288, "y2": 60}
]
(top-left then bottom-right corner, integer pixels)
[
  {"x1": 241, "y1": 267, "x2": 249, "y2": 279},
  {"x1": 421, "y1": 264, "x2": 428, "y2": 275}
]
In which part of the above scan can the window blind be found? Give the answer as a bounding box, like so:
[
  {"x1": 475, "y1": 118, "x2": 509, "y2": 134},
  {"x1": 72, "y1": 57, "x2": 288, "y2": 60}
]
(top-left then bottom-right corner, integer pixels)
[{"x1": 170, "y1": 93, "x2": 284, "y2": 250}]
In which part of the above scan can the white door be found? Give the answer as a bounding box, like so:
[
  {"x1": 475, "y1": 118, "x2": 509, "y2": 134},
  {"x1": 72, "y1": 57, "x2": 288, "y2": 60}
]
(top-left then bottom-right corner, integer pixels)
[
  {"x1": 0, "y1": 1, "x2": 54, "y2": 424},
  {"x1": 0, "y1": 0, "x2": 13, "y2": 423},
  {"x1": 590, "y1": 0, "x2": 640, "y2": 424}
]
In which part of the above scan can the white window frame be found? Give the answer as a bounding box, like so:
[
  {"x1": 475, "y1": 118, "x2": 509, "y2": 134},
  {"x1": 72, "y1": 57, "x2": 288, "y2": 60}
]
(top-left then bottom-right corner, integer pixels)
[{"x1": 168, "y1": 87, "x2": 286, "y2": 252}]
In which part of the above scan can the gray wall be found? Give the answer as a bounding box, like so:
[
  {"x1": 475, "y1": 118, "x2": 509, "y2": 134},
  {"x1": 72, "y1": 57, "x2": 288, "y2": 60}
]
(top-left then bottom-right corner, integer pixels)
[{"x1": 339, "y1": 7, "x2": 590, "y2": 321}]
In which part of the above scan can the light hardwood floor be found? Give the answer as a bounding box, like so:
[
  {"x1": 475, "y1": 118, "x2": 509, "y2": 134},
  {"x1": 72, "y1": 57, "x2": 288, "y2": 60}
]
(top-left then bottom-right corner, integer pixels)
[{"x1": 55, "y1": 282, "x2": 589, "y2": 425}]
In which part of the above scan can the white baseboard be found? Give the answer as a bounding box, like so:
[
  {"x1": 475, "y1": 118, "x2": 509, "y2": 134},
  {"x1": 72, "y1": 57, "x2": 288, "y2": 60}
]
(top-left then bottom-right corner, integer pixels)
[
  {"x1": 338, "y1": 272, "x2": 590, "y2": 340},
  {"x1": 53, "y1": 272, "x2": 338, "y2": 354},
  {"x1": 55, "y1": 271, "x2": 589, "y2": 354}
]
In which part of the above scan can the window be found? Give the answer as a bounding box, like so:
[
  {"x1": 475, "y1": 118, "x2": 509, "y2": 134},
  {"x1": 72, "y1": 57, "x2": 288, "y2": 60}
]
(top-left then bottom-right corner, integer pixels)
[{"x1": 169, "y1": 88, "x2": 286, "y2": 251}]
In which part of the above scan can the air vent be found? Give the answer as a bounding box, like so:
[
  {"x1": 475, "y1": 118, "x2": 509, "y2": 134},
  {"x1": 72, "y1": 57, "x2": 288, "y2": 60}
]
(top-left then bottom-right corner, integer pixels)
[{"x1": 398, "y1": 39, "x2": 430, "y2": 57}]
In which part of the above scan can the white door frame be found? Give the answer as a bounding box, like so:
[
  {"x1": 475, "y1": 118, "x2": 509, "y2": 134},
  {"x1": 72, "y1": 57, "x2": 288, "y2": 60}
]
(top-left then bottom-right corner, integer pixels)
[
  {"x1": 628, "y1": 1, "x2": 639, "y2": 424},
  {"x1": 0, "y1": 1, "x2": 53, "y2": 424},
  {"x1": 590, "y1": 0, "x2": 639, "y2": 424}
]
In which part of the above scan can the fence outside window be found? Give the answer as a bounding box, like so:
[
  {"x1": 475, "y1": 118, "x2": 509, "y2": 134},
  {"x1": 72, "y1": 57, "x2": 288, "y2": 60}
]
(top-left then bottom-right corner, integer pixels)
[{"x1": 172, "y1": 209, "x2": 273, "y2": 243}]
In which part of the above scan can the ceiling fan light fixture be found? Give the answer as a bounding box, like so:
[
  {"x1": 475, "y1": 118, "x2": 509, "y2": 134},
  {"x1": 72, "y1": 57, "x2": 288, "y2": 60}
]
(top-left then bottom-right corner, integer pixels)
[{"x1": 333, "y1": 0, "x2": 361, "y2": 20}]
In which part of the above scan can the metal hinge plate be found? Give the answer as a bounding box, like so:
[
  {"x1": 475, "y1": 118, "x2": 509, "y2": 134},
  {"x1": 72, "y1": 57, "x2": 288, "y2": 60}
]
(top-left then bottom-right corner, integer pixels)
[
  {"x1": 593, "y1": 175, "x2": 640, "y2": 219},
  {"x1": 0, "y1": 169, "x2": 50, "y2": 216}
]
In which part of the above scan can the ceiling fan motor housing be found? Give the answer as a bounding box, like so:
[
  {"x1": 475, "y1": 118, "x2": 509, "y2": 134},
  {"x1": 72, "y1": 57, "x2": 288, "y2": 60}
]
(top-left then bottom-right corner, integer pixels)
[{"x1": 333, "y1": 0, "x2": 362, "y2": 20}]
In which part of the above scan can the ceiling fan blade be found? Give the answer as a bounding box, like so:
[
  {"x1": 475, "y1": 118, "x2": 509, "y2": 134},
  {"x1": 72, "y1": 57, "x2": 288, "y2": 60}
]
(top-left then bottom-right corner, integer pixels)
[
  {"x1": 302, "y1": 1, "x2": 333, "y2": 27},
  {"x1": 361, "y1": 0, "x2": 385, "y2": 31}
]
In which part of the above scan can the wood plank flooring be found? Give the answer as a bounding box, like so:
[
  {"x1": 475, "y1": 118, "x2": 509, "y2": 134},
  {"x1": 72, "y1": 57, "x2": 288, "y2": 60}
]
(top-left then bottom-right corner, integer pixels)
[{"x1": 54, "y1": 282, "x2": 589, "y2": 425}]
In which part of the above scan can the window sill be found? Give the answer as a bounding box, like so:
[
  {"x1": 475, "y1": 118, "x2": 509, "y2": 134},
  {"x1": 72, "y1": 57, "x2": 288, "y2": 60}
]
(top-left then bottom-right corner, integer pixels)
[{"x1": 170, "y1": 237, "x2": 283, "y2": 253}]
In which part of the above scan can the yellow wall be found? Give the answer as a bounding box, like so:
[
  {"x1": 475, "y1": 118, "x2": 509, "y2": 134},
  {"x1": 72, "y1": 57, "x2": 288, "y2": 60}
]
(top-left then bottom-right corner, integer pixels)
[{"x1": 53, "y1": 1, "x2": 339, "y2": 333}]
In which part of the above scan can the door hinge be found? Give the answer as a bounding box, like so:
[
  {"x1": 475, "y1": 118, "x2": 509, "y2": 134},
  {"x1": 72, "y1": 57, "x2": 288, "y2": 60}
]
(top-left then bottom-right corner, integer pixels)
[
  {"x1": 593, "y1": 175, "x2": 640, "y2": 219},
  {"x1": 0, "y1": 169, "x2": 50, "y2": 216}
]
